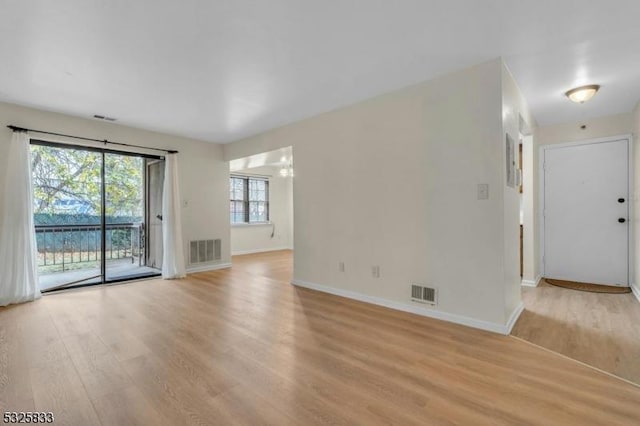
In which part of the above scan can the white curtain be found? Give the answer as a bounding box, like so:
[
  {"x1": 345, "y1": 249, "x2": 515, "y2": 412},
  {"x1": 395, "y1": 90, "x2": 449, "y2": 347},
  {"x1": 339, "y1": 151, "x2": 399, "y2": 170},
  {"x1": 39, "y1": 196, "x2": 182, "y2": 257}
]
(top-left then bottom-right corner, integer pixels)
[
  {"x1": 162, "y1": 153, "x2": 186, "y2": 279},
  {"x1": 0, "y1": 131, "x2": 41, "y2": 306}
]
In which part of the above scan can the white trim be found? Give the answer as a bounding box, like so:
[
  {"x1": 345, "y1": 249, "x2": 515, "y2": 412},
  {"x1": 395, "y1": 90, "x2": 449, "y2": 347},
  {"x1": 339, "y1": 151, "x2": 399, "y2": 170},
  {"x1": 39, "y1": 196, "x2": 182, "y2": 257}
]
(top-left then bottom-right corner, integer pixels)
[
  {"x1": 232, "y1": 246, "x2": 292, "y2": 256},
  {"x1": 521, "y1": 275, "x2": 542, "y2": 287},
  {"x1": 291, "y1": 279, "x2": 519, "y2": 335},
  {"x1": 539, "y1": 135, "x2": 633, "y2": 284},
  {"x1": 538, "y1": 144, "x2": 546, "y2": 277},
  {"x1": 231, "y1": 222, "x2": 273, "y2": 228},
  {"x1": 631, "y1": 283, "x2": 640, "y2": 304},
  {"x1": 539, "y1": 134, "x2": 632, "y2": 150},
  {"x1": 505, "y1": 302, "x2": 525, "y2": 334},
  {"x1": 186, "y1": 262, "x2": 232, "y2": 274}
]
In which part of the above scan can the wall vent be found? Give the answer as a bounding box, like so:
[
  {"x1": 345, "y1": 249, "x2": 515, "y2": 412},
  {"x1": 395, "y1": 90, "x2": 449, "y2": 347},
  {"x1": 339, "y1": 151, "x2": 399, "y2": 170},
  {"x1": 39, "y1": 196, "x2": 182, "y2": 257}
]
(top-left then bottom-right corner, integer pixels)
[
  {"x1": 189, "y1": 239, "x2": 221, "y2": 264},
  {"x1": 411, "y1": 284, "x2": 437, "y2": 305}
]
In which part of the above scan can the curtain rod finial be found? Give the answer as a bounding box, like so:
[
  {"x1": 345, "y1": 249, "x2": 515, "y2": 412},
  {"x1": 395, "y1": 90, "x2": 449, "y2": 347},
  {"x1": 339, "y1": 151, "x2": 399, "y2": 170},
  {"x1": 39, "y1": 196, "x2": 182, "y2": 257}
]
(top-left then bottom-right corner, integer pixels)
[{"x1": 7, "y1": 125, "x2": 28, "y2": 132}]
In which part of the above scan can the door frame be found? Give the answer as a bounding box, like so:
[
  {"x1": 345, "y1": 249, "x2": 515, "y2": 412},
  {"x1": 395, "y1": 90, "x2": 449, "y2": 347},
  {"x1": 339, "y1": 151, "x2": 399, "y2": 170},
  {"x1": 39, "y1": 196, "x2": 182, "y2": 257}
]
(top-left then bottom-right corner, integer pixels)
[
  {"x1": 145, "y1": 159, "x2": 165, "y2": 269},
  {"x1": 538, "y1": 134, "x2": 633, "y2": 285}
]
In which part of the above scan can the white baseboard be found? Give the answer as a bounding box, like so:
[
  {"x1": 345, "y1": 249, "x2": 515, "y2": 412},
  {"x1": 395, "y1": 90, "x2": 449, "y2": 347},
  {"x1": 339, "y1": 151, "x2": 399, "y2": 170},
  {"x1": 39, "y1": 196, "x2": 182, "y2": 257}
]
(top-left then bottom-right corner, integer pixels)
[
  {"x1": 521, "y1": 275, "x2": 542, "y2": 287},
  {"x1": 292, "y1": 279, "x2": 517, "y2": 335},
  {"x1": 631, "y1": 283, "x2": 640, "y2": 304},
  {"x1": 232, "y1": 247, "x2": 292, "y2": 256},
  {"x1": 186, "y1": 262, "x2": 232, "y2": 274},
  {"x1": 506, "y1": 302, "x2": 525, "y2": 334}
]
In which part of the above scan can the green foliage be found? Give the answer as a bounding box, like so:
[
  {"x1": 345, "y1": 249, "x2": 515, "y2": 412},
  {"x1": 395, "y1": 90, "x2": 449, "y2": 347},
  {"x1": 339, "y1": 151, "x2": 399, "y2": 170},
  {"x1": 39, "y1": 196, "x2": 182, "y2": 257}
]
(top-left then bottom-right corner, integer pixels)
[{"x1": 31, "y1": 145, "x2": 144, "y2": 217}]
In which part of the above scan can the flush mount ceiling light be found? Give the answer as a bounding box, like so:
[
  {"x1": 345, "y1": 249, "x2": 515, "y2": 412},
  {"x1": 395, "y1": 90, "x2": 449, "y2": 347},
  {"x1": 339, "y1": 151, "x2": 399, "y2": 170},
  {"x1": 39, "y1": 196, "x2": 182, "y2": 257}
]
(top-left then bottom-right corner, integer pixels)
[{"x1": 565, "y1": 84, "x2": 600, "y2": 103}]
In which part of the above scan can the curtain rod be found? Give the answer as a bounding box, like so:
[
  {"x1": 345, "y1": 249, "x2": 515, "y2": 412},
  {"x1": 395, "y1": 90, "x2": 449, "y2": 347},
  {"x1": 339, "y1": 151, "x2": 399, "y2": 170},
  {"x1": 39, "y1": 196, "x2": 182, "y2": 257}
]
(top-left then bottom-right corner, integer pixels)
[{"x1": 7, "y1": 125, "x2": 178, "y2": 154}]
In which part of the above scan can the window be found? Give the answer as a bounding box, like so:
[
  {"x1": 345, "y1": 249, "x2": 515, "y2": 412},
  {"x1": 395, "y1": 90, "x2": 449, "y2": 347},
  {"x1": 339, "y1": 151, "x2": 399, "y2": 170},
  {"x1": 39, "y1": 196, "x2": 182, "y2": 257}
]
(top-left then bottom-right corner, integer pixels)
[{"x1": 230, "y1": 175, "x2": 269, "y2": 224}]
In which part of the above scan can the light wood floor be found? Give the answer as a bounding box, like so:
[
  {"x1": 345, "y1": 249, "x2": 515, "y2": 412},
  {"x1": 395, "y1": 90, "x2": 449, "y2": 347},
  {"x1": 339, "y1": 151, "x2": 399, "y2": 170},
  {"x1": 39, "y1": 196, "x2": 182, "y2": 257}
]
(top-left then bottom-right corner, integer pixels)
[
  {"x1": 512, "y1": 279, "x2": 640, "y2": 385},
  {"x1": 2, "y1": 250, "x2": 640, "y2": 425}
]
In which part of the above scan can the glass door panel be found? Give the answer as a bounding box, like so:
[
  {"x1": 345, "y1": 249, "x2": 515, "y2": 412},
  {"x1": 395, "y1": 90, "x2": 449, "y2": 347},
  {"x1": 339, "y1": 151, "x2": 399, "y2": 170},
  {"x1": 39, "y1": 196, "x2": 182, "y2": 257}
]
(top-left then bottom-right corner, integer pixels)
[
  {"x1": 145, "y1": 159, "x2": 164, "y2": 270},
  {"x1": 31, "y1": 144, "x2": 103, "y2": 291},
  {"x1": 104, "y1": 153, "x2": 159, "y2": 282}
]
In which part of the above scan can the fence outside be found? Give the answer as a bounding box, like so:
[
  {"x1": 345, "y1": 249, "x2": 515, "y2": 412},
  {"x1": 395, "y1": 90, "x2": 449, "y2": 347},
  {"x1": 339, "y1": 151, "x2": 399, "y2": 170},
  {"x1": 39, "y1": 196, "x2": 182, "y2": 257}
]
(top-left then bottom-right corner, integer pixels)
[{"x1": 35, "y1": 223, "x2": 145, "y2": 273}]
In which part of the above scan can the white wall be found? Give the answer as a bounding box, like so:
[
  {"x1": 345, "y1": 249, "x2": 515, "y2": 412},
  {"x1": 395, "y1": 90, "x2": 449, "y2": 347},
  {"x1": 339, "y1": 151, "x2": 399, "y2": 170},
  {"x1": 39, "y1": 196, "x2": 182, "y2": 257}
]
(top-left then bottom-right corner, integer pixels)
[
  {"x1": 536, "y1": 113, "x2": 632, "y2": 147},
  {"x1": 231, "y1": 165, "x2": 293, "y2": 255},
  {"x1": 633, "y1": 101, "x2": 640, "y2": 296},
  {"x1": 224, "y1": 59, "x2": 525, "y2": 332},
  {"x1": 0, "y1": 101, "x2": 231, "y2": 271},
  {"x1": 501, "y1": 64, "x2": 537, "y2": 318}
]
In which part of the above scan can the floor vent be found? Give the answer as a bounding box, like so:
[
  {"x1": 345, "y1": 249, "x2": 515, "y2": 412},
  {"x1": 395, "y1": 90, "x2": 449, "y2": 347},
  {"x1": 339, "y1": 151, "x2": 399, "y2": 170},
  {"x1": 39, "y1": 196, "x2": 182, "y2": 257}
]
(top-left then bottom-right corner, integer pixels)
[
  {"x1": 411, "y1": 284, "x2": 437, "y2": 305},
  {"x1": 189, "y1": 239, "x2": 221, "y2": 264}
]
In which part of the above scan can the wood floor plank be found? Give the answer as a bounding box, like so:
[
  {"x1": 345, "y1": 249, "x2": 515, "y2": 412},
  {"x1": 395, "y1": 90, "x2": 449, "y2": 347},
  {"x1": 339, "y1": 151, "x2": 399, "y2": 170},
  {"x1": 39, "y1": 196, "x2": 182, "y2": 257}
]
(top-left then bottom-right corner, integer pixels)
[
  {"x1": 122, "y1": 353, "x2": 250, "y2": 426},
  {"x1": 90, "y1": 384, "x2": 170, "y2": 426},
  {"x1": 512, "y1": 280, "x2": 640, "y2": 384},
  {"x1": 206, "y1": 384, "x2": 298, "y2": 426},
  {"x1": 62, "y1": 332, "x2": 133, "y2": 399},
  {"x1": 1, "y1": 250, "x2": 639, "y2": 424},
  {"x1": 0, "y1": 314, "x2": 34, "y2": 412},
  {"x1": 29, "y1": 357, "x2": 101, "y2": 425}
]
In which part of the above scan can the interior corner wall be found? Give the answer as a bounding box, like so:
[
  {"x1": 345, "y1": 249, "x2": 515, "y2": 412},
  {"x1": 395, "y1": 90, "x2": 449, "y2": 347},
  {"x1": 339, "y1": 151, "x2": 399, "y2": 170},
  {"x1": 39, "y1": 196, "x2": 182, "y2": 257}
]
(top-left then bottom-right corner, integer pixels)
[
  {"x1": 633, "y1": 101, "x2": 640, "y2": 292},
  {"x1": 224, "y1": 59, "x2": 515, "y2": 330},
  {"x1": 0, "y1": 101, "x2": 231, "y2": 271},
  {"x1": 500, "y1": 63, "x2": 537, "y2": 319},
  {"x1": 230, "y1": 165, "x2": 293, "y2": 254}
]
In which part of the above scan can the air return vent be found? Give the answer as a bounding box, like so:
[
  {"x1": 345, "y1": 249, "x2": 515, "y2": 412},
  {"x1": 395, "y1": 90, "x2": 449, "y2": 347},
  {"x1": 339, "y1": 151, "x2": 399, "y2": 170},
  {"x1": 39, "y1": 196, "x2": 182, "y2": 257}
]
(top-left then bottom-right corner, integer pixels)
[
  {"x1": 189, "y1": 239, "x2": 221, "y2": 264},
  {"x1": 411, "y1": 284, "x2": 437, "y2": 305}
]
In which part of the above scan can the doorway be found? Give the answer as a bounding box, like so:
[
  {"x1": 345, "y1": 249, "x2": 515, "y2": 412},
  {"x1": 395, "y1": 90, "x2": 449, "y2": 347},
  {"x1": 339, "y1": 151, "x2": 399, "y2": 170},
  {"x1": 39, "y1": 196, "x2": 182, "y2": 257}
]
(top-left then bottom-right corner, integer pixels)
[
  {"x1": 228, "y1": 146, "x2": 294, "y2": 269},
  {"x1": 541, "y1": 137, "x2": 630, "y2": 286},
  {"x1": 31, "y1": 140, "x2": 164, "y2": 291}
]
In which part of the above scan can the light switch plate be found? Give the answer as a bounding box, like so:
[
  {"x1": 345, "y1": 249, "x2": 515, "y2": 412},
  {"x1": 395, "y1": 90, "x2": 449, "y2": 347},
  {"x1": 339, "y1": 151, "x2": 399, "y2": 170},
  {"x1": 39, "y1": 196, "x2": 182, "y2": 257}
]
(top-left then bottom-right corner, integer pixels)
[{"x1": 477, "y1": 184, "x2": 489, "y2": 200}]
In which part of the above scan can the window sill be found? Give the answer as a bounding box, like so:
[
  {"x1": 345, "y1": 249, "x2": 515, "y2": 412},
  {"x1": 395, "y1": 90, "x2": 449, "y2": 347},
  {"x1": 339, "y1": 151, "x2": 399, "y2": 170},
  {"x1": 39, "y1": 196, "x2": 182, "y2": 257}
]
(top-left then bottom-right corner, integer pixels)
[{"x1": 231, "y1": 222, "x2": 272, "y2": 228}]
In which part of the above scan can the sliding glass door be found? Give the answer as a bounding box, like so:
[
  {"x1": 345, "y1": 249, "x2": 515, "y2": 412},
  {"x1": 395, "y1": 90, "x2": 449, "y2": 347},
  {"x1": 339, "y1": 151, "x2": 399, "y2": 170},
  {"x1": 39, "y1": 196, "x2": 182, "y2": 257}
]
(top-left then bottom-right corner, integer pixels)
[
  {"x1": 31, "y1": 141, "x2": 164, "y2": 291},
  {"x1": 32, "y1": 145, "x2": 103, "y2": 290},
  {"x1": 145, "y1": 160, "x2": 165, "y2": 270}
]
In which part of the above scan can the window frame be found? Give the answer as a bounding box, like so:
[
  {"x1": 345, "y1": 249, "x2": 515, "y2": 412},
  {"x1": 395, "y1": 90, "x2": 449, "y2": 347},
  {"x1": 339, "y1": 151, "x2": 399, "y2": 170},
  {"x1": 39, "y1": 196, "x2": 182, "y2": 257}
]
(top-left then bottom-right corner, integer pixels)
[{"x1": 229, "y1": 175, "x2": 270, "y2": 224}]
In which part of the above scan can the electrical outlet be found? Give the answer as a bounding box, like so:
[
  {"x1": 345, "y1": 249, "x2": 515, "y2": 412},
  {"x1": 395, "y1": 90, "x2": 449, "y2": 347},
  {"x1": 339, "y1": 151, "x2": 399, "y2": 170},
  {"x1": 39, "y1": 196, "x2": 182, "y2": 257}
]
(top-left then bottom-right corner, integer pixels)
[{"x1": 339, "y1": 261, "x2": 345, "y2": 272}]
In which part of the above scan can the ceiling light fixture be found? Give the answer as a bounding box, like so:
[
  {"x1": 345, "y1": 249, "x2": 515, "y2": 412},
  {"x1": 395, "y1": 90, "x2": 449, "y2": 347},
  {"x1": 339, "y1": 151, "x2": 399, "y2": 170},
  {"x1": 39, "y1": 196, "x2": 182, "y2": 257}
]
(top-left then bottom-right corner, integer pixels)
[{"x1": 565, "y1": 84, "x2": 600, "y2": 103}]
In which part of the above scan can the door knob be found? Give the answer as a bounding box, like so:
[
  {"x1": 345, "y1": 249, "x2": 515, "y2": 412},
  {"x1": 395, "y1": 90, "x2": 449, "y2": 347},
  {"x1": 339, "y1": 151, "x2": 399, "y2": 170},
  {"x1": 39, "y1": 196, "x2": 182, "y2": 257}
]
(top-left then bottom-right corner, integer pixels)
[
  {"x1": 618, "y1": 218, "x2": 626, "y2": 223},
  {"x1": 618, "y1": 198, "x2": 625, "y2": 203}
]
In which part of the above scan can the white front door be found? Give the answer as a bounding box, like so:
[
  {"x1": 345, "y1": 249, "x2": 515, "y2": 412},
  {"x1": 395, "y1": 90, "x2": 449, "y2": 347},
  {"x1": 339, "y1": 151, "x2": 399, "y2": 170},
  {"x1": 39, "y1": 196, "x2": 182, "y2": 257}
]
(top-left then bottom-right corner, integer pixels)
[{"x1": 543, "y1": 138, "x2": 629, "y2": 286}]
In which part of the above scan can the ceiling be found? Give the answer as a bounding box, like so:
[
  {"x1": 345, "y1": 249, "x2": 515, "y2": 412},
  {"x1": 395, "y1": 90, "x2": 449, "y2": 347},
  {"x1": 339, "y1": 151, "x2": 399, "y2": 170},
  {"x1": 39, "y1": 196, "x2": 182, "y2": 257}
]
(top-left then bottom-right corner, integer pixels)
[
  {"x1": 1, "y1": 1, "x2": 639, "y2": 143},
  {"x1": 230, "y1": 146, "x2": 292, "y2": 172}
]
